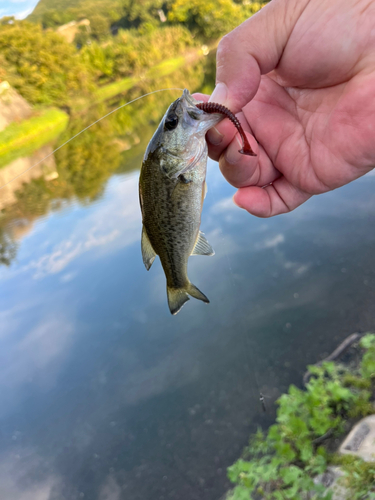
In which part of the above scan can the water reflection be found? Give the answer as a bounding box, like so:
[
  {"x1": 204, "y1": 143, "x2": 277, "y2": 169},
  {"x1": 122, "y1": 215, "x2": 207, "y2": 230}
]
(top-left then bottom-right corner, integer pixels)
[{"x1": 1, "y1": 61, "x2": 375, "y2": 499}]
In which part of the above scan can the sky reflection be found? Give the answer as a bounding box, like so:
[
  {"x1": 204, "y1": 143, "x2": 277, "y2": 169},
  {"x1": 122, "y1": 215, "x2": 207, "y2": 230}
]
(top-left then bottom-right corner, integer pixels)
[{"x1": 0, "y1": 157, "x2": 375, "y2": 499}]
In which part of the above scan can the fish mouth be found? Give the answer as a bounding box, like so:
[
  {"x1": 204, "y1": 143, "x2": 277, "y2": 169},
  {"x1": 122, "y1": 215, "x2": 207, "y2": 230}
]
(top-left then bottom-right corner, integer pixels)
[
  {"x1": 182, "y1": 89, "x2": 201, "y2": 108},
  {"x1": 180, "y1": 89, "x2": 223, "y2": 132}
]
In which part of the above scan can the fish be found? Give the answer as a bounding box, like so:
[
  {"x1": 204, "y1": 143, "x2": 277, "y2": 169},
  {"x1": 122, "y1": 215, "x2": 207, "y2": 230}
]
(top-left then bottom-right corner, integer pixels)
[{"x1": 139, "y1": 89, "x2": 223, "y2": 315}]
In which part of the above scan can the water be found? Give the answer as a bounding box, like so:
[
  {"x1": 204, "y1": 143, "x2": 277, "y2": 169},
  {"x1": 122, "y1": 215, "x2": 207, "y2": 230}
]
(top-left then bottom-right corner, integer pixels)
[{"x1": 1, "y1": 87, "x2": 375, "y2": 500}]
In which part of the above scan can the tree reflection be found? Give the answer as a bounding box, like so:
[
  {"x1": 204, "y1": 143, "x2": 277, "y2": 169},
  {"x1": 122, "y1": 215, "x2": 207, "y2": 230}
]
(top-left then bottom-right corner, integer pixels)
[
  {"x1": 0, "y1": 227, "x2": 17, "y2": 266},
  {"x1": 0, "y1": 55, "x2": 214, "y2": 267}
]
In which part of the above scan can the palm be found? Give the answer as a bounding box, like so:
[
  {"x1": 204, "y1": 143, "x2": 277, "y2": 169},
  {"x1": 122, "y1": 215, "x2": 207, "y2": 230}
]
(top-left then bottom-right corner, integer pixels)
[
  {"x1": 206, "y1": 0, "x2": 375, "y2": 216},
  {"x1": 246, "y1": 71, "x2": 375, "y2": 192}
]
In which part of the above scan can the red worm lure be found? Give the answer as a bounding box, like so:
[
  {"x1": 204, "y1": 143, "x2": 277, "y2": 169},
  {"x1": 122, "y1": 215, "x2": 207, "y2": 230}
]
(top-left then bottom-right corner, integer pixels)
[{"x1": 196, "y1": 102, "x2": 256, "y2": 157}]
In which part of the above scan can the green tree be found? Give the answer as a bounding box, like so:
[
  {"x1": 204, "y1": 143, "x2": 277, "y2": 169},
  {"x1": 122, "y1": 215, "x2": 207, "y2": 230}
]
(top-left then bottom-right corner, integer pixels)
[
  {"x1": 0, "y1": 20, "x2": 94, "y2": 106},
  {"x1": 168, "y1": 0, "x2": 245, "y2": 40},
  {"x1": 89, "y1": 14, "x2": 110, "y2": 40},
  {"x1": 40, "y1": 10, "x2": 75, "y2": 28}
]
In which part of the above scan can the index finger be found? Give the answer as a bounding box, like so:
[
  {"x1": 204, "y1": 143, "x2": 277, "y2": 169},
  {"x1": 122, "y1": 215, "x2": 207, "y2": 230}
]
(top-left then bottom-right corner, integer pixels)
[{"x1": 211, "y1": 0, "x2": 309, "y2": 112}]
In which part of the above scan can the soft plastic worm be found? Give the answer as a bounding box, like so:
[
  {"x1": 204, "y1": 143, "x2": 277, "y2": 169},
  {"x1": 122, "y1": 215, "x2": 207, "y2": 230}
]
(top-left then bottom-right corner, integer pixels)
[{"x1": 196, "y1": 102, "x2": 256, "y2": 157}]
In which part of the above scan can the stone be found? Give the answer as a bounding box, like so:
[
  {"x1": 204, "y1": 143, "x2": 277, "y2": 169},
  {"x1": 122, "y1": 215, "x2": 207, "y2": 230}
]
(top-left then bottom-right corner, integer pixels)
[
  {"x1": 339, "y1": 414, "x2": 375, "y2": 462},
  {"x1": 314, "y1": 466, "x2": 349, "y2": 500}
]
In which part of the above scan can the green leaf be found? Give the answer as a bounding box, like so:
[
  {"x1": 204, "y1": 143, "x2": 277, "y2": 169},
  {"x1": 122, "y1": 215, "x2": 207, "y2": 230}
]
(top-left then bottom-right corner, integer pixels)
[
  {"x1": 360, "y1": 333, "x2": 375, "y2": 349},
  {"x1": 280, "y1": 465, "x2": 302, "y2": 485}
]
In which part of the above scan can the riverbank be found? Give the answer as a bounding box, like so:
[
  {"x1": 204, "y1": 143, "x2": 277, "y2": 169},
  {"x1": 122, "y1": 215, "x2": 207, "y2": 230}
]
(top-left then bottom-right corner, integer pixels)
[
  {"x1": 0, "y1": 44, "x2": 213, "y2": 169},
  {"x1": 226, "y1": 333, "x2": 375, "y2": 499},
  {"x1": 0, "y1": 107, "x2": 69, "y2": 169}
]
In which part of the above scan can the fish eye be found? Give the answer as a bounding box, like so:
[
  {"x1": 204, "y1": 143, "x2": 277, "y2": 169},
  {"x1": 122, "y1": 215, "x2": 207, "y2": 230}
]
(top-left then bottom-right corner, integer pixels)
[{"x1": 165, "y1": 113, "x2": 179, "y2": 131}]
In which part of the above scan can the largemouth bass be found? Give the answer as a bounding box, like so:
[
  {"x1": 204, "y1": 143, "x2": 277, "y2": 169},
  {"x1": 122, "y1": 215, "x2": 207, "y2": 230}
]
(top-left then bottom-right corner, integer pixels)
[{"x1": 139, "y1": 89, "x2": 223, "y2": 315}]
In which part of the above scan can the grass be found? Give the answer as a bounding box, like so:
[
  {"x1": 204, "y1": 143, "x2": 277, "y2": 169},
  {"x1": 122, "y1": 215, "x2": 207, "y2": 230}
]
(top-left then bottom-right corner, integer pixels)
[
  {"x1": 0, "y1": 108, "x2": 69, "y2": 168},
  {"x1": 92, "y1": 54, "x2": 196, "y2": 104},
  {"x1": 93, "y1": 75, "x2": 137, "y2": 103}
]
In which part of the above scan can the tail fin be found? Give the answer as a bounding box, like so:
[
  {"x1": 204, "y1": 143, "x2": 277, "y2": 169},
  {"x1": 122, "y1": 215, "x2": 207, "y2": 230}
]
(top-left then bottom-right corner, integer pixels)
[
  {"x1": 187, "y1": 282, "x2": 209, "y2": 304},
  {"x1": 167, "y1": 282, "x2": 209, "y2": 315}
]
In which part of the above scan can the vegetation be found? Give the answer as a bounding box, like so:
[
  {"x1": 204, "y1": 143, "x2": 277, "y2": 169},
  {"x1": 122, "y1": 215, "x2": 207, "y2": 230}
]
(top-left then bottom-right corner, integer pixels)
[
  {"x1": 0, "y1": 108, "x2": 69, "y2": 168},
  {"x1": 168, "y1": 0, "x2": 245, "y2": 40},
  {"x1": 227, "y1": 334, "x2": 375, "y2": 499},
  {"x1": 80, "y1": 25, "x2": 196, "y2": 85},
  {"x1": 0, "y1": 21, "x2": 94, "y2": 106},
  {"x1": 28, "y1": 0, "x2": 265, "y2": 38},
  {"x1": 0, "y1": 0, "x2": 265, "y2": 110},
  {"x1": 0, "y1": 0, "x2": 265, "y2": 265}
]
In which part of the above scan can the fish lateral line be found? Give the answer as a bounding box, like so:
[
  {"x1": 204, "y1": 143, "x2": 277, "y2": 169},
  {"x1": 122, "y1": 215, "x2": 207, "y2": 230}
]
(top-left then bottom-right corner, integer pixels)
[
  {"x1": 0, "y1": 87, "x2": 184, "y2": 192},
  {"x1": 196, "y1": 101, "x2": 257, "y2": 157}
]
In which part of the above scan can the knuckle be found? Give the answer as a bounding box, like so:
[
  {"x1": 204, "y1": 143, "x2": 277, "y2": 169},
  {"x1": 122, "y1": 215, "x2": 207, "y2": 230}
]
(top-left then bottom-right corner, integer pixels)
[{"x1": 216, "y1": 33, "x2": 236, "y2": 66}]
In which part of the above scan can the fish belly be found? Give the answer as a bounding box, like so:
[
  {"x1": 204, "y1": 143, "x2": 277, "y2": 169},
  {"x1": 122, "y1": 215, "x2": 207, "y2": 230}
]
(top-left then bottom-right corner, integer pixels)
[{"x1": 141, "y1": 165, "x2": 203, "y2": 288}]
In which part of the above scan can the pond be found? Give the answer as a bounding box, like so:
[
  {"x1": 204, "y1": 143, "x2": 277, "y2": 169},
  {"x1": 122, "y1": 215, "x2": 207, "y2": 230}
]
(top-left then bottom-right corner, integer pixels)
[{"x1": 0, "y1": 54, "x2": 375, "y2": 500}]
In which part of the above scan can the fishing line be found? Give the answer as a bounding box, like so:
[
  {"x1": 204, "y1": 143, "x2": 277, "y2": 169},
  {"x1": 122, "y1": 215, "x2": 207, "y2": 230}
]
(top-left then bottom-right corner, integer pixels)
[
  {"x1": 0, "y1": 87, "x2": 184, "y2": 192},
  {"x1": 222, "y1": 245, "x2": 265, "y2": 412},
  {"x1": 211, "y1": 180, "x2": 265, "y2": 413}
]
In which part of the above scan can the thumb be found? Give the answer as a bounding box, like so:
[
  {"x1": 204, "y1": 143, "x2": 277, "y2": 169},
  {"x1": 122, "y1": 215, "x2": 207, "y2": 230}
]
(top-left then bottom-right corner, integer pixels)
[{"x1": 210, "y1": 0, "x2": 309, "y2": 112}]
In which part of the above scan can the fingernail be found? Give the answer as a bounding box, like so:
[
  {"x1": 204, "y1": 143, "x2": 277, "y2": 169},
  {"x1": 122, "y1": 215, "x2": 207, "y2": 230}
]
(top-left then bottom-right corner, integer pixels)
[
  {"x1": 209, "y1": 82, "x2": 228, "y2": 105},
  {"x1": 207, "y1": 126, "x2": 224, "y2": 146}
]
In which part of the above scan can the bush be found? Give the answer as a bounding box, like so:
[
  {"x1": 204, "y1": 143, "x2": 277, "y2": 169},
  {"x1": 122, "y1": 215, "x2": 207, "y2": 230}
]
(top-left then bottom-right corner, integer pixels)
[{"x1": 227, "y1": 334, "x2": 375, "y2": 499}]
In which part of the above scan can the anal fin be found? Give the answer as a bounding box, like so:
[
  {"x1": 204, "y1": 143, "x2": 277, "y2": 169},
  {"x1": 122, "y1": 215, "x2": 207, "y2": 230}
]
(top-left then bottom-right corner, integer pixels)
[
  {"x1": 141, "y1": 226, "x2": 156, "y2": 270},
  {"x1": 191, "y1": 231, "x2": 214, "y2": 256}
]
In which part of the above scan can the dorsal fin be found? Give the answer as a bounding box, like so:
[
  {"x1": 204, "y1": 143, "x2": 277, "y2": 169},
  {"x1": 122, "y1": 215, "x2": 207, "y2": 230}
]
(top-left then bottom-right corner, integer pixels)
[{"x1": 191, "y1": 231, "x2": 214, "y2": 256}]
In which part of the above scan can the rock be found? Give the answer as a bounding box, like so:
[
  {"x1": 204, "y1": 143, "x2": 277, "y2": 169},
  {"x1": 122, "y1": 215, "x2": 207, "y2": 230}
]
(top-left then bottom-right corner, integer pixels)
[
  {"x1": 0, "y1": 145, "x2": 58, "y2": 210},
  {"x1": 314, "y1": 466, "x2": 349, "y2": 500},
  {"x1": 0, "y1": 82, "x2": 32, "y2": 132},
  {"x1": 339, "y1": 414, "x2": 375, "y2": 462}
]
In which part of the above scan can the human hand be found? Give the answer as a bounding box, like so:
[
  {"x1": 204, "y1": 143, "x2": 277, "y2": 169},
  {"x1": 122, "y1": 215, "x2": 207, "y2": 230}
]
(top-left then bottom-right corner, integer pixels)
[{"x1": 197, "y1": 0, "x2": 375, "y2": 217}]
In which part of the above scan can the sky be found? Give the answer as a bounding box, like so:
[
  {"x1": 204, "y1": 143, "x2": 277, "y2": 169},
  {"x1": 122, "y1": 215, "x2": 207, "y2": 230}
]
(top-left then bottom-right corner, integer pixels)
[{"x1": 0, "y1": 0, "x2": 39, "y2": 19}]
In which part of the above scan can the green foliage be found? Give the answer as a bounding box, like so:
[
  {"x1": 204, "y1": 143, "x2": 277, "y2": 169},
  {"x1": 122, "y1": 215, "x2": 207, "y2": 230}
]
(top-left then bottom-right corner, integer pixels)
[
  {"x1": 80, "y1": 25, "x2": 195, "y2": 85},
  {"x1": 332, "y1": 455, "x2": 375, "y2": 499},
  {"x1": 40, "y1": 10, "x2": 75, "y2": 28},
  {"x1": 168, "y1": 0, "x2": 245, "y2": 40},
  {"x1": 89, "y1": 14, "x2": 110, "y2": 40},
  {"x1": 360, "y1": 333, "x2": 375, "y2": 379},
  {"x1": 0, "y1": 108, "x2": 69, "y2": 168},
  {"x1": 228, "y1": 335, "x2": 375, "y2": 500},
  {"x1": 0, "y1": 21, "x2": 94, "y2": 106},
  {"x1": 118, "y1": 0, "x2": 172, "y2": 30},
  {"x1": 53, "y1": 107, "x2": 121, "y2": 200},
  {"x1": 343, "y1": 373, "x2": 372, "y2": 390}
]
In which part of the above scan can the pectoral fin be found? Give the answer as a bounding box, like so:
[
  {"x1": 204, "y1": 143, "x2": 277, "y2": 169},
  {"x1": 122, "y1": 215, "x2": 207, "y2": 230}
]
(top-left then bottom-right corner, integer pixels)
[
  {"x1": 191, "y1": 231, "x2": 214, "y2": 256},
  {"x1": 141, "y1": 226, "x2": 156, "y2": 270}
]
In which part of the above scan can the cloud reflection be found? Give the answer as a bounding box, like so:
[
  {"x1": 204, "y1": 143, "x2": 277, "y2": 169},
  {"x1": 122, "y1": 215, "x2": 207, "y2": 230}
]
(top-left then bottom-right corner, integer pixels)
[
  {"x1": 0, "y1": 313, "x2": 74, "y2": 418},
  {"x1": 0, "y1": 448, "x2": 60, "y2": 500},
  {"x1": 6, "y1": 173, "x2": 142, "y2": 281}
]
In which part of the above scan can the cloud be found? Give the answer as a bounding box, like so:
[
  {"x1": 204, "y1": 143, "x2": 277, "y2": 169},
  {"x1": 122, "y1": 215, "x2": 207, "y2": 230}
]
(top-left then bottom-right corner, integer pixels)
[
  {"x1": 255, "y1": 233, "x2": 285, "y2": 250},
  {"x1": 0, "y1": 313, "x2": 75, "y2": 418},
  {"x1": 210, "y1": 196, "x2": 237, "y2": 214},
  {"x1": 28, "y1": 228, "x2": 120, "y2": 279},
  {"x1": 0, "y1": 448, "x2": 60, "y2": 500},
  {"x1": 14, "y1": 173, "x2": 142, "y2": 280},
  {"x1": 99, "y1": 475, "x2": 122, "y2": 500}
]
